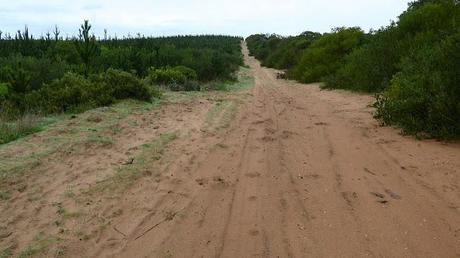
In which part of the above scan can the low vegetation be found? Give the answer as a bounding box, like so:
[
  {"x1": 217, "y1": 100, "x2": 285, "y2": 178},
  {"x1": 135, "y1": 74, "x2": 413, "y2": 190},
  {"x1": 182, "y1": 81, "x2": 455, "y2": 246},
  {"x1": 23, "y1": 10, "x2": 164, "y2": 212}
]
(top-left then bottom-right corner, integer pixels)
[{"x1": 246, "y1": 0, "x2": 460, "y2": 139}]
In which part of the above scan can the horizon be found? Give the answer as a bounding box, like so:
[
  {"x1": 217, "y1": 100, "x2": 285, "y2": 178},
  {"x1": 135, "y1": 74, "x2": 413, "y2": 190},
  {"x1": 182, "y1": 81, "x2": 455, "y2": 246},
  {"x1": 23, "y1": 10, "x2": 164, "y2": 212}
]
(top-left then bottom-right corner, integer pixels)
[{"x1": 1, "y1": 0, "x2": 412, "y2": 38}]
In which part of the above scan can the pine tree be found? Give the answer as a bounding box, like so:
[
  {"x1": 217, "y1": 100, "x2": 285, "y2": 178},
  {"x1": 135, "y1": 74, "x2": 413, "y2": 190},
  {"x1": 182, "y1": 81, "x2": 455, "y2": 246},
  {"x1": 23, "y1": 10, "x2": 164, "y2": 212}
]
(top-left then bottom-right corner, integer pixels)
[
  {"x1": 75, "y1": 20, "x2": 99, "y2": 76},
  {"x1": 53, "y1": 25, "x2": 60, "y2": 41}
]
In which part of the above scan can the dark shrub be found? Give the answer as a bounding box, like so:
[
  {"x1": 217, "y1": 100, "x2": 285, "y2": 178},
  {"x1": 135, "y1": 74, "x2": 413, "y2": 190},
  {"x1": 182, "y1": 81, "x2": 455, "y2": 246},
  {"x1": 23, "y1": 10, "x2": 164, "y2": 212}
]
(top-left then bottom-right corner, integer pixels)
[
  {"x1": 147, "y1": 66, "x2": 199, "y2": 91},
  {"x1": 374, "y1": 32, "x2": 460, "y2": 138},
  {"x1": 92, "y1": 68, "x2": 153, "y2": 105},
  {"x1": 29, "y1": 72, "x2": 93, "y2": 113},
  {"x1": 290, "y1": 27, "x2": 365, "y2": 83}
]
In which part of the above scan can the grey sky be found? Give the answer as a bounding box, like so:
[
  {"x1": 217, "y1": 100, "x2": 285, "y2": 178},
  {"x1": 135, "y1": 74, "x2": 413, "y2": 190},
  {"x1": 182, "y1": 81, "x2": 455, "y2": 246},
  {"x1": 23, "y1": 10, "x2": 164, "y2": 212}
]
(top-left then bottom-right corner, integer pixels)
[{"x1": 1, "y1": 0, "x2": 412, "y2": 38}]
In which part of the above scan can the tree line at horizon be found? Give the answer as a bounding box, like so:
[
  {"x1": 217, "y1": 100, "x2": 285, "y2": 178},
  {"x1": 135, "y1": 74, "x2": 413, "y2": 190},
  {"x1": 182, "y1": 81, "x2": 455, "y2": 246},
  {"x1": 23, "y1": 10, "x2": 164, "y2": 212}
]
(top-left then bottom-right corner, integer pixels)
[
  {"x1": 0, "y1": 20, "x2": 243, "y2": 119},
  {"x1": 246, "y1": 0, "x2": 460, "y2": 139}
]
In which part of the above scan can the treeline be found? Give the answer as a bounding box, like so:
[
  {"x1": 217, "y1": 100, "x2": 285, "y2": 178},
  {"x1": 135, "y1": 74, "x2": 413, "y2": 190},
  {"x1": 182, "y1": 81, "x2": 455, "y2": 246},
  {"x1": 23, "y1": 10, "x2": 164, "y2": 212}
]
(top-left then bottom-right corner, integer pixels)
[
  {"x1": 246, "y1": 0, "x2": 460, "y2": 139},
  {"x1": 0, "y1": 21, "x2": 243, "y2": 118}
]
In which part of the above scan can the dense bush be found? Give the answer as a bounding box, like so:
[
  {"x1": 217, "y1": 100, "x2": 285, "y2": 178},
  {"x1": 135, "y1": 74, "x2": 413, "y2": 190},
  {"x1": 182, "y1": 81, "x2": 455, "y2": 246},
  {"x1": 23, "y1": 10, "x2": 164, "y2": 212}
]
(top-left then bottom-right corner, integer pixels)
[
  {"x1": 27, "y1": 72, "x2": 94, "y2": 113},
  {"x1": 290, "y1": 27, "x2": 365, "y2": 83},
  {"x1": 323, "y1": 27, "x2": 401, "y2": 92},
  {"x1": 374, "y1": 32, "x2": 460, "y2": 138},
  {"x1": 326, "y1": 0, "x2": 459, "y2": 92},
  {"x1": 246, "y1": 32, "x2": 321, "y2": 70},
  {"x1": 22, "y1": 69, "x2": 156, "y2": 114},
  {"x1": 91, "y1": 68, "x2": 155, "y2": 104},
  {"x1": 147, "y1": 66, "x2": 199, "y2": 91}
]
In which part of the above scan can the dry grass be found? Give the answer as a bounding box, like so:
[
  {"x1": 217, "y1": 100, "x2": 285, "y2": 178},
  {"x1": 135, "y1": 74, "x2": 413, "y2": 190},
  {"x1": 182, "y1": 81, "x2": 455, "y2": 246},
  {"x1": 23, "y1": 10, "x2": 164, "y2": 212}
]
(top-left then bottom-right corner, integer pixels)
[{"x1": 0, "y1": 114, "x2": 41, "y2": 145}]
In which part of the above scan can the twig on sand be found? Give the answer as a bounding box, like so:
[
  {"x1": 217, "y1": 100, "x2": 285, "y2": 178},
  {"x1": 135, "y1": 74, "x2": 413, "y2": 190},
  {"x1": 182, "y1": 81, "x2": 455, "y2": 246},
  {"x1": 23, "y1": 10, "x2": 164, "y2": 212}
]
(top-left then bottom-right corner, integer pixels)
[
  {"x1": 134, "y1": 206, "x2": 186, "y2": 240},
  {"x1": 113, "y1": 225, "x2": 127, "y2": 238}
]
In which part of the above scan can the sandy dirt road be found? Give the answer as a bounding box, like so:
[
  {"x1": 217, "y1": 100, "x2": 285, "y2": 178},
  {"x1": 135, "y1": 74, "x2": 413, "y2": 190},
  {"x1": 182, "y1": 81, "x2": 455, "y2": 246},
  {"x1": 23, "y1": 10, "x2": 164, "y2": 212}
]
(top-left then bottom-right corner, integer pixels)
[
  {"x1": 107, "y1": 44, "x2": 460, "y2": 257},
  {"x1": 1, "y1": 43, "x2": 460, "y2": 257}
]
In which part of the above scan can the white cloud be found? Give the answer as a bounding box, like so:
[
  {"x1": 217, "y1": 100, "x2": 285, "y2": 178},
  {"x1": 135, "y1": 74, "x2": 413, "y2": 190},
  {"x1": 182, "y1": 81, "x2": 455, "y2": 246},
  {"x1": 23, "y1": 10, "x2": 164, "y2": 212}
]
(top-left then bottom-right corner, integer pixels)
[{"x1": 0, "y1": 0, "x2": 412, "y2": 37}]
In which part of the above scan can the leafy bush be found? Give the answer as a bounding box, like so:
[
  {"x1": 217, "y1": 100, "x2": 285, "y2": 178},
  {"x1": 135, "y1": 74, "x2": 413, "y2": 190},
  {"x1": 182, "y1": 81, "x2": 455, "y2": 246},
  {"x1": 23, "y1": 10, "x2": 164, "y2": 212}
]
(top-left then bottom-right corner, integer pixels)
[
  {"x1": 147, "y1": 66, "x2": 199, "y2": 91},
  {"x1": 0, "y1": 83, "x2": 8, "y2": 100},
  {"x1": 246, "y1": 32, "x2": 321, "y2": 70},
  {"x1": 290, "y1": 27, "x2": 365, "y2": 83},
  {"x1": 92, "y1": 68, "x2": 154, "y2": 105},
  {"x1": 324, "y1": 27, "x2": 401, "y2": 92},
  {"x1": 22, "y1": 69, "x2": 156, "y2": 114},
  {"x1": 374, "y1": 32, "x2": 460, "y2": 139},
  {"x1": 28, "y1": 72, "x2": 94, "y2": 113}
]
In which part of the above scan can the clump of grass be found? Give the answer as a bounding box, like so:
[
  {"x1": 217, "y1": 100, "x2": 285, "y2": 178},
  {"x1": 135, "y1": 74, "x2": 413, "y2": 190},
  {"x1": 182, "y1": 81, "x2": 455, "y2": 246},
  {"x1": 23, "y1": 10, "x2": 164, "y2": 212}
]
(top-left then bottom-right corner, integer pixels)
[
  {"x1": 0, "y1": 190, "x2": 11, "y2": 201},
  {"x1": 17, "y1": 233, "x2": 59, "y2": 258},
  {"x1": 64, "y1": 188, "x2": 76, "y2": 199},
  {"x1": 0, "y1": 115, "x2": 41, "y2": 145},
  {"x1": 0, "y1": 247, "x2": 12, "y2": 258}
]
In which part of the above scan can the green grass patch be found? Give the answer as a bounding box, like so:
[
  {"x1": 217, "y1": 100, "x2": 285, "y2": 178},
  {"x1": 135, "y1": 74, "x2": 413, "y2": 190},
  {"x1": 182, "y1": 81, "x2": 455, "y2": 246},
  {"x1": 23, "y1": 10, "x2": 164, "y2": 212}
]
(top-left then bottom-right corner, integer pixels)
[
  {"x1": 0, "y1": 115, "x2": 60, "y2": 145},
  {"x1": 17, "y1": 233, "x2": 59, "y2": 258},
  {"x1": 0, "y1": 247, "x2": 12, "y2": 258},
  {"x1": 0, "y1": 190, "x2": 11, "y2": 201}
]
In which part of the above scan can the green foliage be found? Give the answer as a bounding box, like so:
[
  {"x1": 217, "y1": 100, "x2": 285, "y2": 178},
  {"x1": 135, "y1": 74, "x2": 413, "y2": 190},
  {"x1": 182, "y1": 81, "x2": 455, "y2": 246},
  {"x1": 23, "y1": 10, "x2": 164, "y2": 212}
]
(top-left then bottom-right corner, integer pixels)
[
  {"x1": 374, "y1": 32, "x2": 460, "y2": 139},
  {"x1": 323, "y1": 27, "x2": 401, "y2": 92},
  {"x1": 0, "y1": 83, "x2": 8, "y2": 99},
  {"x1": 26, "y1": 70, "x2": 156, "y2": 114},
  {"x1": 246, "y1": 32, "x2": 321, "y2": 70},
  {"x1": 29, "y1": 72, "x2": 94, "y2": 113},
  {"x1": 91, "y1": 68, "x2": 155, "y2": 104},
  {"x1": 0, "y1": 115, "x2": 42, "y2": 144},
  {"x1": 75, "y1": 20, "x2": 100, "y2": 76},
  {"x1": 326, "y1": 0, "x2": 459, "y2": 93},
  {"x1": 290, "y1": 27, "x2": 365, "y2": 83},
  {"x1": 147, "y1": 66, "x2": 199, "y2": 91}
]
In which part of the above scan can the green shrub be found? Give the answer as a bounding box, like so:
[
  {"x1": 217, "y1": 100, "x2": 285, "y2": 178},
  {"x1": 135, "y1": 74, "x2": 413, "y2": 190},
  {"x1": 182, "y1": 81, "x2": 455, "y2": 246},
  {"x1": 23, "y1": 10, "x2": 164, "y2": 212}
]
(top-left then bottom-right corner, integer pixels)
[
  {"x1": 147, "y1": 67, "x2": 187, "y2": 86},
  {"x1": 289, "y1": 27, "x2": 365, "y2": 83},
  {"x1": 324, "y1": 27, "x2": 401, "y2": 92},
  {"x1": 0, "y1": 55, "x2": 71, "y2": 92},
  {"x1": 325, "y1": 0, "x2": 459, "y2": 93},
  {"x1": 0, "y1": 83, "x2": 9, "y2": 99},
  {"x1": 29, "y1": 72, "x2": 93, "y2": 113},
  {"x1": 374, "y1": 32, "x2": 460, "y2": 139},
  {"x1": 173, "y1": 66, "x2": 198, "y2": 81},
  {"x1": 246, "y1": 32, "x2": 321, "y2": 70},
  {"x1": 92, "y1": 68, "x2": 154, "y2": 104},
  {"x1": 147, "y1": 66, "x2": 199, "y2": 91},
  {"x1": 22, "y1": 69, "x2": 156, "y2": 115}
]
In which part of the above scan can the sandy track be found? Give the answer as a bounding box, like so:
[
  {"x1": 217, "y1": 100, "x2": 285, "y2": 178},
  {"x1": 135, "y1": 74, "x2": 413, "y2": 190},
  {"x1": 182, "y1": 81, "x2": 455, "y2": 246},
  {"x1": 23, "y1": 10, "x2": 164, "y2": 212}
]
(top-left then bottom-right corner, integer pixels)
[
  {"x1": 107, "y1": 44, "x2": 460, "y2": 257},
  {"x1": 1, "y1": 43, "x2": 460, "y2": 257}
]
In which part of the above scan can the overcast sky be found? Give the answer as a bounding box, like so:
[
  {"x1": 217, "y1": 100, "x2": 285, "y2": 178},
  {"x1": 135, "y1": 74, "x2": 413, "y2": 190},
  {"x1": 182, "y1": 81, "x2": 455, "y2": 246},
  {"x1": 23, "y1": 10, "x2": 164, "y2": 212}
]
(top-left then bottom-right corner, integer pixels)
[{"x1": 1, "y1": 0, "x2": 412, "y2": 38}]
